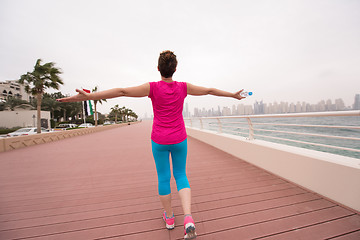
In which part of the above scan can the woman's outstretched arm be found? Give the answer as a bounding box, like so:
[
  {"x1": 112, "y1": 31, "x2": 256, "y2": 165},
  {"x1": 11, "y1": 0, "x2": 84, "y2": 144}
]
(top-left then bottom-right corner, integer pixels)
[
  {"x1": 57, "y1": 83, "x2": 150, "y2": 102},
  {"x1": 187, "y1": 83, "x2": 245, "y2": 100}
]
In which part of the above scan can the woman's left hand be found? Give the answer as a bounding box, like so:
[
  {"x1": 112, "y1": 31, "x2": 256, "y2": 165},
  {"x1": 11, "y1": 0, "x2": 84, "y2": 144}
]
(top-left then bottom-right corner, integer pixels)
[{"x1": 233, "y1": 90, "x2": 246, "y2": 100}]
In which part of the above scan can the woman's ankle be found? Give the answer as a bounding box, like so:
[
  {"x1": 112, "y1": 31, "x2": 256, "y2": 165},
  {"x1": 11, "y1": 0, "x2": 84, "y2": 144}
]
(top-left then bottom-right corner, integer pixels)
[{"x1": 165, "y1": 211, "x2": 174, "y2": 218}]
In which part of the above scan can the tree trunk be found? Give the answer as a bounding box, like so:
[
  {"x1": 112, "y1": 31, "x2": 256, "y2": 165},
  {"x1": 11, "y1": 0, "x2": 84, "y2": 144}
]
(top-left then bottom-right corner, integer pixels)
[
  {"x1": 94, "y1": 102, "x2": 98, "y2": 126},
  {"x1": 36, "y1": 93, "x2": 42, "y2": 134}
]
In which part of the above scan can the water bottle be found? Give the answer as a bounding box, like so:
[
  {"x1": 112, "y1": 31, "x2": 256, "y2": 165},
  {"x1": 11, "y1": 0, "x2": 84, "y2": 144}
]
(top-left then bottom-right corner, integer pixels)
[{"x1": 240, "y1": 91, "x2": 253, "y2": 97}]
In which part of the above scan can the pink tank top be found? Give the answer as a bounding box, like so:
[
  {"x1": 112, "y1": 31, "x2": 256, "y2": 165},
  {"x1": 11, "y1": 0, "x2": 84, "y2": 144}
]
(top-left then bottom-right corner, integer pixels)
[{"x1": 148, "y1": 81, "x2": 187, "y2": 145}]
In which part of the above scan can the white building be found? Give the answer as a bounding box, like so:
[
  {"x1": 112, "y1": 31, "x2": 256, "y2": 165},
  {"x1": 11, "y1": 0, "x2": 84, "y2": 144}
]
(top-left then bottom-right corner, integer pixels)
[
  {"x1": 0, "y1": 80, "x2": 33, "y2": 102},
  {"x1": 0, "y1": 110, "x2": 51, "y2": 129}
]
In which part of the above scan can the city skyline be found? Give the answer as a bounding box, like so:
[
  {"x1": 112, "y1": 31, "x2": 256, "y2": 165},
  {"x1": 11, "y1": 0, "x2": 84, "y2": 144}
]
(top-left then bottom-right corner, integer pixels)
[{"x1": 185, "y1": 94, "x2": 360, "y2": 118}]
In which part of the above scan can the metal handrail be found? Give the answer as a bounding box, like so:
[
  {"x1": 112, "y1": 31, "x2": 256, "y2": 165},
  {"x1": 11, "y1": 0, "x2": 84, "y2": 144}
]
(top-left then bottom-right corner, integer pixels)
[
  {"x1": 215, "y1": 121, "x2": 360, "y2": 130},
  {"x1": 255, "y1": 133, "x2": 360, "y2": 153},
  {"x1": 184, "y1": 110, "x2": 360, "y2": 156},
  {"x1": 192, "y1": 110, "x2": 360, "y2": 119}
]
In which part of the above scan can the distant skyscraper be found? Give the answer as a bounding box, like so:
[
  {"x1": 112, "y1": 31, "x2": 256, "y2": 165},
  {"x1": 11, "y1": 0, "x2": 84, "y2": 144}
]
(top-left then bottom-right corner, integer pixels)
[
  {"x1": 232, "y1": 105, "x2": 237, "y2": 115},
  {"x1": 183, "y1": 102, "x2": 189, "y2": 117},
  {"x1": 237, "y1": 104, "x2": 245, "y2": 115},
  {"x1": 354, "y1": 94, "x2": 360, "y2": 110},
  {"x1": 186, "y1": 103, "x2": 189, "y2": 117},
  {"x1": 254, "y1": 101, "x2": 265, "y2": 114},
  {"x1": 222, "y1": 106, "x2": 231, "y2": 116},
  {"x1": 335, "y1": 99, "x2": 345, "y2": 111}
]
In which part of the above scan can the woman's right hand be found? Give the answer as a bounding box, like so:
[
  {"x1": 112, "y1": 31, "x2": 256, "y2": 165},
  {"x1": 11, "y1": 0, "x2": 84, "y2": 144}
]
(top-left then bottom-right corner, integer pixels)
[{"x1": 56, "y1": 89, "x2": 90, "y2": 102}]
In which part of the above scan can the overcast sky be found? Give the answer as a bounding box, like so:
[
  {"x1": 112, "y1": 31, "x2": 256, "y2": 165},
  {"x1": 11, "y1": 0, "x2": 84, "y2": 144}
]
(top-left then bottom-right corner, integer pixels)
[{"x1": 1, "y1": 0, "x2": 359, "y2": 118}]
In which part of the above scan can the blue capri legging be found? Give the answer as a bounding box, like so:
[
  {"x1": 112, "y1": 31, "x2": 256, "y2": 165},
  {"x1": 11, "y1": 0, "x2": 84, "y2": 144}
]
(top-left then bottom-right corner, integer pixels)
[{"x1": 151, "y1": 139, "x2": 190, "y2": 195}]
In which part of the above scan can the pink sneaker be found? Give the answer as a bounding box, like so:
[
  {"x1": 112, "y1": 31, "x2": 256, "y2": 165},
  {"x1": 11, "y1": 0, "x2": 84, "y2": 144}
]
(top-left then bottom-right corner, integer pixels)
[
  {"x1": 163, "y1": 211, "x2": 175, "y2": 230},
  {"x1": 184, "y1": 215, "x2": 197, "y2": 239}
]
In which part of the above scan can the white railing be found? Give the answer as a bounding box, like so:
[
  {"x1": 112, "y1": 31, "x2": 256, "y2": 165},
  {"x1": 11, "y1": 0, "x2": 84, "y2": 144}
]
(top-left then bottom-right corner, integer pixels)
[{"x1": 185, "y1": 110, "x2": 360, "y2": 157}]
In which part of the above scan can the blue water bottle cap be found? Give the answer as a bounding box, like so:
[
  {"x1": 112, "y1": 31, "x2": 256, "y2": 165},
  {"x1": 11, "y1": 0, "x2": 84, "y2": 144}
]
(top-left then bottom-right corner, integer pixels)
[{"x1": 248, "y1": 92, "x2": 253, "y2": 96}]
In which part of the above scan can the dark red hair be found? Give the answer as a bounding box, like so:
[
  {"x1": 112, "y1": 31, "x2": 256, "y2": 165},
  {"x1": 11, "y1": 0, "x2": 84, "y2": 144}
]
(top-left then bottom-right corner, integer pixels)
[{"x1": 158, "y1": 50, "x2": 177, "y2": 78}]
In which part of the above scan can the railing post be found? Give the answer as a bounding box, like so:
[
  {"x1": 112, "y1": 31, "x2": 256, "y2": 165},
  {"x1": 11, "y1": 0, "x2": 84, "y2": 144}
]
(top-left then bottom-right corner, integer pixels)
[
  {"x1": 217, "y1": 118, "x2": 222, "y2": 133},
  {"x1": 246, "y1": 117, "x2": 254, "y2": 140},
  {"x1": 190, "y1": 119, "x2": 193, "y2": 128},
  {"x1": 199, "y1": 118, "x2": 203, "y2": 129}
]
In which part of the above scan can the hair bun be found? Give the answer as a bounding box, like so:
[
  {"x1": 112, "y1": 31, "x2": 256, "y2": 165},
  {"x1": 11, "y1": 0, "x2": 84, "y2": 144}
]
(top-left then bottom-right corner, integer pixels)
[
  {"x1": 160, "y1": 50, "x2": 176, "y2": 61},
  {"x1": 158, "y1": 50, "x2": 178, "y2": 78}
]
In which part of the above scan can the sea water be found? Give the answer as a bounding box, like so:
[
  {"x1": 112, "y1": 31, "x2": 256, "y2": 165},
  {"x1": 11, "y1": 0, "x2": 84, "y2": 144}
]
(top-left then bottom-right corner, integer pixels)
[{"x1": 194, "y1": 116, "x2": 360, "y2": 159}]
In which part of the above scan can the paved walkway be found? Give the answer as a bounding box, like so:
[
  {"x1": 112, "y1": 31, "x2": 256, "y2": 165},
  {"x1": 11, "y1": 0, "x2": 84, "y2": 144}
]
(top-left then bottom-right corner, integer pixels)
[{"x1": 0, "y1": 121, "x2": 359, "y2": 240}]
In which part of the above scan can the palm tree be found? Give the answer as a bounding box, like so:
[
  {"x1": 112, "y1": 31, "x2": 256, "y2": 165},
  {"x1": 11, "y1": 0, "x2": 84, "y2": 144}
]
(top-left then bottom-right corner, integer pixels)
[
  {"x1": 120, "y1": 106, "x2": 126, "y2": 122},
  {"x1": 129, "y1": 110, "x2": 138, "y2": 121},
  {"x1": 42, "y1": 93, "x2": 61, "y2": 120},
  {"x1": 18, "y1": 59, "x2": 63, "y2": 133},
  {"x1": 92, "y1": 86, "x2": 107, "y2": 126},
  {"x1": 66, "y1": 101, "x2": 83, "y2": 122},
  {"x1": 127, "y1": 109, "x2": 134, "y2": 122},
  {"x1": 111, "y1": 104, "x2": 120, "y2": 123}
]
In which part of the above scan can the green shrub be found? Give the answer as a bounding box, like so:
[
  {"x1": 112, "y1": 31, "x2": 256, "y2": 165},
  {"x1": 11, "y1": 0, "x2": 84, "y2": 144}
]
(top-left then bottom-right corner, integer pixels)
[
  {"x1": 50, "y1": 119, "x2": 56, "y2": 128},
  {"x1": 0, "y1": 127, "x2": 22, "y2": 135}
]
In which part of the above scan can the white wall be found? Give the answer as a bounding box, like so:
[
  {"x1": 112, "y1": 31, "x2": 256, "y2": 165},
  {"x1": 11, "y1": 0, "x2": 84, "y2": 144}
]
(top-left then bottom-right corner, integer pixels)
[
  {"x1": 0, "y1": 110, "x2": 51, "y2": 128},
  {"x1": 186, "y1": 127, "x2": 360, "y2": 212}
]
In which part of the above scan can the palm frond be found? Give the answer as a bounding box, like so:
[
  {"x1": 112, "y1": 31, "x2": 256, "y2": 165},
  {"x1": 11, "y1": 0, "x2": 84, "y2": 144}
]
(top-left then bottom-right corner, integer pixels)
[{"x1": 18, "y1": 59, "x2": 64, "y2": 96}]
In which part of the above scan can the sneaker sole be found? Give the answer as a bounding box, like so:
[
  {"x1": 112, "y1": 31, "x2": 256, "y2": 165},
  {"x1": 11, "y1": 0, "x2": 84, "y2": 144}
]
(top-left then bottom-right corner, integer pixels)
[
  {"x1": 163, "y1": 217, "x2": 174, "y2": 230},
  {"x1": 165, "y1": 223, "x2": 175, "y2": 230},
  {"x1": 184, "y1": 224, "x2": 197, "y2": 239}
]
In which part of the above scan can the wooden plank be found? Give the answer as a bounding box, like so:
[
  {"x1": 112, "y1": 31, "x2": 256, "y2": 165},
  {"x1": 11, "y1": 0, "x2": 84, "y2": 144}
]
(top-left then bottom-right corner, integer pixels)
[
  {"x1": 330, "y1": 230, "x2": 360, "y2": 240},
  {"x1": 259, "y1": 214, "x2": 360, "y2": 240},
  {"x1": 194, "y1": 206, "x2": 353, "y2": 240},
  {"x1": 0, "y1": 209, "x2": 167, "y2": 240}
]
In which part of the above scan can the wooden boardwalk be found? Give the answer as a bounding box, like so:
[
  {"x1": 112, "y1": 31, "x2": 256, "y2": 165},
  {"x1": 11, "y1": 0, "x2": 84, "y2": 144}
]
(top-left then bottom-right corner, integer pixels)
[{"x1": 0, "y1": 121, "x2": 359, "y2": 240}]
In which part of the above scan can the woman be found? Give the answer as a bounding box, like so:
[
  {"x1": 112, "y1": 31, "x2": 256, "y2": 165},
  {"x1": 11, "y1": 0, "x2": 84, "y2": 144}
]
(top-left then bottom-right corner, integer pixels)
[{"x1": 57, "y1": 50, "x2": 245, "y2": 239}]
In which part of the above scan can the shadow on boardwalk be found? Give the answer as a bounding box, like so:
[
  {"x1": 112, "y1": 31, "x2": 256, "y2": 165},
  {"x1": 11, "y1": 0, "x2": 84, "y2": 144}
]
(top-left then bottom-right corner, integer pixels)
[{"x1": 0, "y1": 121, "x2": 359, "y2": 240}]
